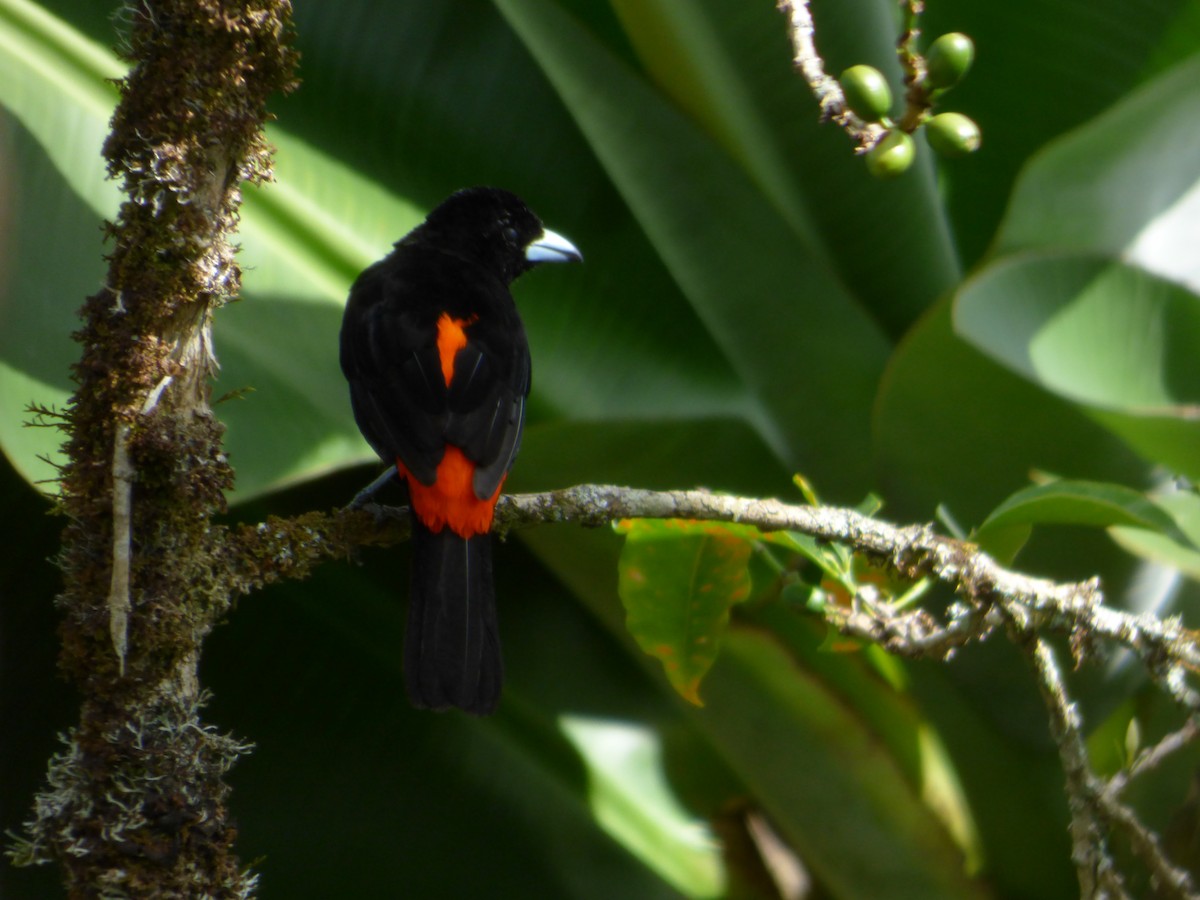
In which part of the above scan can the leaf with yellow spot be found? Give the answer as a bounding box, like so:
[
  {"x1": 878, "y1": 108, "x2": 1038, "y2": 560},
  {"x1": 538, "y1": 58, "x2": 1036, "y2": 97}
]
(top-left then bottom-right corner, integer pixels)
[{"x1": 616, "y1": 519, "x2": 754, "y2": 705}]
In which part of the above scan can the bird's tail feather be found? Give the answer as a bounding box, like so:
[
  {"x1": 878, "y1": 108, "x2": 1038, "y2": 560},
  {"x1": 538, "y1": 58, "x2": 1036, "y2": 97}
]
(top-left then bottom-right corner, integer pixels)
[{"x1": 405, "y1": 522, "x2": 502, "y2": 715}]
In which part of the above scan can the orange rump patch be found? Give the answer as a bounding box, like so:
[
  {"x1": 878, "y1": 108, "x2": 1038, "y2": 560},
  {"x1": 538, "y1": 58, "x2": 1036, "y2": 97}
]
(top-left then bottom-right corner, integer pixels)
[
  {"x1": 398, "y1": 446, "x2": 503, "y2": 538},
  {"x1": 435, "y1": 313, "x2": 478, "y2": 386}
]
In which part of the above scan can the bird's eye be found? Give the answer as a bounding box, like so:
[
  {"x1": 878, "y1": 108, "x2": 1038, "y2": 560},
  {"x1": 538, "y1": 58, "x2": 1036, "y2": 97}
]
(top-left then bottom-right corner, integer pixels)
[{"x1": 501, "y1": 225, "x2": 519, "y2": 244}]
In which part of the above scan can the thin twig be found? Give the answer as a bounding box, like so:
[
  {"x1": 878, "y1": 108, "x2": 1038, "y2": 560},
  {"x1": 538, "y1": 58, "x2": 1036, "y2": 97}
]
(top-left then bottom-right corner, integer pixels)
[
  {"x1": 1107, "y1": 718, "x2": 1200, "y2": 798},
  {"x1": 775, "y1": 0, "x2": 886, "y2": 150},
  {"x1": 109, "y1": 424, "x2": 135, "y2": 675},
  {"x1": 1098, "y1": 787, "x2": 1198, "y2": 900},
  {"x1": 777, "y1": 0, "x2": 959, "y2": 143},
  {"x1": 1009, "y1": 623, "x2": 1130, "y2": 898}
]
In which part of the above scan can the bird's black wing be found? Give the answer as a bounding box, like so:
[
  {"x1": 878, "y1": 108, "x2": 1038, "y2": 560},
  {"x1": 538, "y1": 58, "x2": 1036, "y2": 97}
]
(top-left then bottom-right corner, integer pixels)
[
  {"x1": 340, "y1": 256, "x2": 447, "y2": 485},
  {"x1": 444, "y1": 320, "x2": 530, "y2": 500}
]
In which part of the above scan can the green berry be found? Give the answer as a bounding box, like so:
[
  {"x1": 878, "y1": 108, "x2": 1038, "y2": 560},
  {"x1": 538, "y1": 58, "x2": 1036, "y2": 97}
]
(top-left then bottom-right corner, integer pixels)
[
  {"x1": 865, "y1": 131, "x2": 915, "y2": 179},
  {"x1": 925, "y1": 113, "x2": 981, "y2": 157},
  {"x1": 839, "y1": 65, "x2": 893, "y2": 121},
  {"x1": 925, "y1": 33, "x2": 975, "y2": 90}
]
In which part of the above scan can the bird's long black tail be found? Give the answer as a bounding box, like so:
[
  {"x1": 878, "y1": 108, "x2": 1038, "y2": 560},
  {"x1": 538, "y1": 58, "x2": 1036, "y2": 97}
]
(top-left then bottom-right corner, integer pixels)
[{"x1": 405, "y1": 520, "x2": 503, "y2": 715}]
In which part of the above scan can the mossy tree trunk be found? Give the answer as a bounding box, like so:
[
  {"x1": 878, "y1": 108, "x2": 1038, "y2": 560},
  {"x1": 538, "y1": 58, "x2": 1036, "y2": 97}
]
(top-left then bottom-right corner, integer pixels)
[{"x1": 16, "y1": 3, "x2": 297, "y2": 895}]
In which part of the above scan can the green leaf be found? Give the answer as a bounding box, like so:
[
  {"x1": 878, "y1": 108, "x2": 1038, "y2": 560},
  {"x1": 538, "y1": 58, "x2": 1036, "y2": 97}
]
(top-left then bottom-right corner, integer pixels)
[
  {"x1": 973, "y1": 523, "x2": 1033, "y2": 566},
  {"x1": 0, "y1": 0, "x2": 122, "y2": 207},
  {"x1": 698, "y1": 628, "x2": 987, "y2": 899},
  {"x1": 594, "y1": 0, "x2": 964, "y2": 336},
  {"x1": 955, "y1": 254, "x2": 1200, "y2": 480},
  {"x1": 495, "y1": 0, "x2": 892, "y2": 491},
  {"x1": 755, "y1": 604, "x2": 983, "y2": 869},
  {"x1": 950, "y1": 54, "x2": 1200, "y2": 486},
  {"x1": 874, "y1": 298, "x2": 1143, "y2": 523},
  {"x1": 994, "y1": 52, "x2": 1200, "y2": 294},
  {"x1": 524, "y1": 514, "x2": 988, "y2": 897},
  {"x1": 0, "y1": 0, "x2": 123, "y2": 488},
  {"x1": 768, "y1": 528, "x2": 851, "y2": 584},
  {"x1": 1110, "y1": 526, "x2": 1200, "y2": 581},
  {"x1": 1110, "y1": 489, "x2": 1200, "y2": 580},
  {"x1": 918, "y1": 0, "x2": 1189, "y2": 266},
  {"x1": 976, "y1": 479, "x2": 1183, "y2": 563},
  {"x1": 608, "y1": 0, "x2": 820, "y2": 243},
  {"x1": 979, "y1": 479, "x2": 1180, "y2": 534},
  {"x1": 617, "y1": 519, "x2": 754, "y2": 705},
  {"x1": 1085, "y1": 699, "x2": 1138, "y2": 777},
  {"x1": 558, "y1": 715, "x2": 724, "y2": 896}
]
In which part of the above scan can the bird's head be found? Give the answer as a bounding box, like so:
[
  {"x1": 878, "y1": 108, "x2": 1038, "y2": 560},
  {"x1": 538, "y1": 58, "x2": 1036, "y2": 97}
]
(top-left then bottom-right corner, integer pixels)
[{"x1": 417, "y1": 186, "x2": 582, "y2": 283}]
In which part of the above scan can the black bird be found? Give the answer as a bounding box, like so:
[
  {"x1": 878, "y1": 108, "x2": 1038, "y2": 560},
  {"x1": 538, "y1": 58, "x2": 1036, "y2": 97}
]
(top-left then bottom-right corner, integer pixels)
[{"x1": 339, "y1": 187, "x2": 581, "y2": 714}]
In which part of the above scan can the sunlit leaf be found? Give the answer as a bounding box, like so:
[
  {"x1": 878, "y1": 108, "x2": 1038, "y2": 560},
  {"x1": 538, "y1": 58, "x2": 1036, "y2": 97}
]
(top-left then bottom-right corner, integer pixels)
[
  {"x1": 956, "y1": 254, "x2": 1200, "y2": 480},
  {"x1": 919, "y1": 0, "x2": 1189, "y2": 267},
  {"x1": 558, "y1": 715, "x2": 724, "y2": 897},
  {"x1": 995, "y1": 53, "x2": 1200, "y2": 295},
  {"x1": 1111, "y1": 488, "x2": 1200, "y2": 581}
]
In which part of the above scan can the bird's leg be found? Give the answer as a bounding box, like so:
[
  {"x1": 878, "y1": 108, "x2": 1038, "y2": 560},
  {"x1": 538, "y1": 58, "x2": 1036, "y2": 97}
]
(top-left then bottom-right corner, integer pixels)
[{"x1": 349, "y1": 465, "x2": 398, "y2": 510}]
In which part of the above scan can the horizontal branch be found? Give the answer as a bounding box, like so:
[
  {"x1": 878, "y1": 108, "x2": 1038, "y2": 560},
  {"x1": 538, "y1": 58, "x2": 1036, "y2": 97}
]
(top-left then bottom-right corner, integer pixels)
[
  {"x1": 499, "y1": 486, "x2": 1191, "y2": 660},
  {"x1": 229, "y1": 483, "x2": 1200, "y2": 683}
]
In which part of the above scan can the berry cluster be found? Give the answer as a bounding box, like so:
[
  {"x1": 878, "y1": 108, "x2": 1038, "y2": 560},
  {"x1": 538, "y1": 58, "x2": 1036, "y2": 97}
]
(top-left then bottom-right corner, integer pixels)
[{"x1": 839, "y1": 32, "x2": 980, "y2": 179}]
